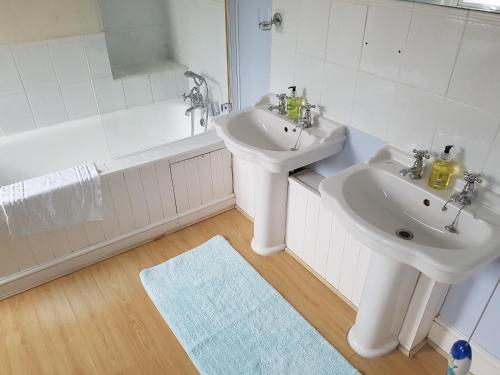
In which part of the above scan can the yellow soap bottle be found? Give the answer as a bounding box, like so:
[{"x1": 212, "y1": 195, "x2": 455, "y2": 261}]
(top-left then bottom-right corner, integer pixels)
[
  {"x1": 286, "y1": 86, "x2": 303, "y2": 120},
  {"x1": 428, "y1": 145, "x2": 455, "y2": 190}
]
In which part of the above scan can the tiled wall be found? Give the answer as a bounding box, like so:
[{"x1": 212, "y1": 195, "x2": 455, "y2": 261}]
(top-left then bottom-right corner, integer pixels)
[
  {"x1": 99, "y1": 0, "x2": 170, "y2": 76},
  {"x1": 165, "y1": 0, "x2": 229, "y2": 106},
  {"x1": 0, "y1": 33, "x2": 188, "y2": 137},
  {"x1": 271, "y1": 0, "x2": 500, "y2": 196}
]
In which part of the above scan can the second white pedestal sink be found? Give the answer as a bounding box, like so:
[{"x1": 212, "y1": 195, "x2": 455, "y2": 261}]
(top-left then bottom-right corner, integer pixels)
[
  {"x1": 319, "y1": 146, "x2": 500, "y2": 358},
  {"x1": 214, "y1": 104, "x2": 346, "y2": 255}
]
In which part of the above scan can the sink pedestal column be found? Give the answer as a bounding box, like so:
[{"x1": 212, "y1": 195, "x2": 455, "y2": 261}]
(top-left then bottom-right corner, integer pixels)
[
  {"x1": 348, "y1": 252, "x2": 419, "y2": 358},
  {"x1": 251, "y1": 168, "x2": 288, "y2": 256}
]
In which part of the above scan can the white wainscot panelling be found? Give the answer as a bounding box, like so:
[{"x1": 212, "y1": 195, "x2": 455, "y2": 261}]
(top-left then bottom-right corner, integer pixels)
[
  {"x1": 233, "y1": 156, "x2": 258, "y2": 219},
  {"x1": 359, "y1": 4, "x2": 412, "y2": 80},
  {"x1": 171, "y1": 148, "x2": 233, "y2": 215},
  {"x1": 0, "y1": 148, "x2": 235, "y2": 298},
  {"x1": 286, "y1": 176, "x2": 371, "y2": 307}
]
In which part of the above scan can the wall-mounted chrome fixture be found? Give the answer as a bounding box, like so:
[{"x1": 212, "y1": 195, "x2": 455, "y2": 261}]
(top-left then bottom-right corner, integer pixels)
[
  {"x1": 182, "y1": 71, "x2": 210, "y2": 133},
  {"x1": 258, "y1": 12, "x2": 282, "y2": 31}
]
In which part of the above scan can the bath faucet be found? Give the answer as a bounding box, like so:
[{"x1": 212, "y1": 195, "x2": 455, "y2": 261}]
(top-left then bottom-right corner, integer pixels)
[
  {"x1": 182, "y1": 71, "x2": 210, "y2": 129},
  {"x1": 442, "y1": 172, "x2": 482, "y2": 234},
  {"x1": 296, "y1": 103, "x2": 316, "y2": 129},
  {"x1": 183, "y1": 86, "x2": 205, "y2": 116},
  {"x1": 268, "y1": 93, "x2": 287, "y2": 115},
  {"x1": 400, "y1": 149, "x2": 430, "y2": 180}
]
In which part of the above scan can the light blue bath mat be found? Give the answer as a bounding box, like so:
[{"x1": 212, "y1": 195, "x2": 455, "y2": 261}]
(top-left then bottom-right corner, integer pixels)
[{"x1": 140, "y1": 235, "x2": 359, "y2": 375}]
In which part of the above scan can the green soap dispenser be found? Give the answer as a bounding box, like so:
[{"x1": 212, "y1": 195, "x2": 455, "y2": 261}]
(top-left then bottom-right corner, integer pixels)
[
  {"x1": 286, "y1": 86, "x2": 303, "y2": 120},
  {"x1": 428, "y1": 145, "x2": 455, "y2": 190}
]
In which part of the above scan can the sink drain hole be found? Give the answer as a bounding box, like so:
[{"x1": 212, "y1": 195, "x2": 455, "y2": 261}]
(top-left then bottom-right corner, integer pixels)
[{"x1": 395, "y1": 228, "x2": 414, "y2": 241}]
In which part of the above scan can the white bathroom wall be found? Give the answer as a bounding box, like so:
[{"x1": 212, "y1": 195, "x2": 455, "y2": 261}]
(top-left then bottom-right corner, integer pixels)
[
  {"x1": 0, "y1": 0, "x2": 103, "y2": 45},
  {"x1": 163, "y1": 0, "x2": 229, "y2": 107},
  {"x1": 0, "y1": 33, "x2": 188, "y2": 137},
  {"x1": 271, "y1": 0, "x2": 500, "y2": 196}
]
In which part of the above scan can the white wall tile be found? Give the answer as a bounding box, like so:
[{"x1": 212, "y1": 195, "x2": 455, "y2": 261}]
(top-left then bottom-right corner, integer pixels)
[
  {"x1": 482, "y1": 130, "x2": 500, "y2": 194},
  {"x1": 295, "y1": 54, "x2": 324, "y2": 105},
  {"x1": 49, "y1": 36, "x2": 91, "y2": 85},
  {"x1": 320, "y1": 62, "x2": 357, "y2": 125},
  {"x1": 432, "y1": 100, "x2": 500, "y2": 172},
  {"x1": 93, "y1": 77, "x2": 126, "y2": 113},
  {"x1": 175, "y1": 70, "x2": 189, "y2": 97},
  {"x1": 61, "y1": 82, "x2": 98, "y2": 120},
  {"x1": 272, "y1": 0, "x2": 300, "y2": 51},
  {"x1": 326, "y1": 0, "x2": 367, "y2": 69},
  {"x1": 270, "y1": 46, "x2": 296, "y2": 93},
  {"x1": 122, "y1": 76, "x2": 153, "y2": 108},
  {"x1": 351, "y1": 72, "x2": 395, "y2": 139},
  {"x1": 297, "y1": 0, "x2": 332, "y2": 59},
  {"x1": 400, "y1": 8, "x2": 465, "y2": 96},
  {"x1": 0, "y1": 93, "x2": 36, "y2": 135},
  {"x1": 12, "y1": 41, "x2": 58, "y2": 91},
  {"x1": 83, "y1": 33, "x2": 113, "y2": 79},
  {"x1": 387, "y1": 84, "x2": 443, "y2": 151},
  {"x1": 150, "y1": 70, "x2": 177, "y2": 102},
  {"x1": 27, "y1": 86, "x2": 68, "y2": 127},
  {"x1": 360, "y1": 5, "x2": 412, "y2": 80},
  {"x1": 0, "y1": 46, "x2": 24, "y2": 95},
  {"x1": 448, "y1": 21, "x2": 500, "y2": 114}
]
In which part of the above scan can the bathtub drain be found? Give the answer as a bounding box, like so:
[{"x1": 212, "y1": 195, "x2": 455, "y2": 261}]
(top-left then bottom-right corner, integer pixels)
[{"x1": 395, "y1": 229, "x2": 413, "y2": 241}]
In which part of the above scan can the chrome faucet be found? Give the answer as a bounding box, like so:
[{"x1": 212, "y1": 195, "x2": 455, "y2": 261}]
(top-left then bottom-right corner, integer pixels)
[
  {"x1": 442, "y1": 172, "x2": 482, "y2": 210},
  {"x1": 182, "y1": 71, "x2": 210, "y2": 129},
  {"x1": 296, "y1": 103, "x2": 316, "y2": 129},
  {"x1": 268, "y1": 93, "x2": 287, "y2": 115},
  {"x1": 442, "y1": 172, "x2": 482, "y2": 234},
  {"x1": 400, "y1": 149, "x2": 430, "y2": 180},
  {"x1": 183, "y1": 86, "x2": 205, "y2": 116}
]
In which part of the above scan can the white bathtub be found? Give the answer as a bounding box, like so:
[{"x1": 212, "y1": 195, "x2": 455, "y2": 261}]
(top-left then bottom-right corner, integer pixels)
[
  {"x1": 0, "y1": 100, "x2": 207, "y2": 185},
  {"x1": 0, "y1": 100, "x2": 234, "y2": 299}
]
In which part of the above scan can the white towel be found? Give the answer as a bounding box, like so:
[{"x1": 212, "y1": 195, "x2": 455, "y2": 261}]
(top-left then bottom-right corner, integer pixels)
[{"x1": 0, "y1": 163, "x2": 102, "y2": 237}]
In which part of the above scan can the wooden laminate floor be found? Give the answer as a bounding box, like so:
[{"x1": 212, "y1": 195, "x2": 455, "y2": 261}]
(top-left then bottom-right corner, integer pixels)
[{"x1": 0, "y1": 209, "x2": 447, "y2": 375}]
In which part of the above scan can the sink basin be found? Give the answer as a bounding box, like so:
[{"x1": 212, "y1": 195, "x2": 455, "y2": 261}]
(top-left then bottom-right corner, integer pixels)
[
  {"x1": 214, "y1": 106, "x2": 346, "y2": 174},
  {"x1": 319, "y1": 146, "x2": 500, "y2": 284},
  {"x1": 319, "y1": 146, "x2": 500, "y2": 358},
  {"x1": 214, "y1": 103, "x2": 346, "y2": 255}
]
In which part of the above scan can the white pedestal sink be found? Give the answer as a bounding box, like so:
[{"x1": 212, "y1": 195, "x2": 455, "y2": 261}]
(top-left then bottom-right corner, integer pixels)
[
  {"x1": 214, "y1": 103, "x2": 346, "y2": 255},
  {"x1": 319, "y1": 146, "x2": 500, "y2": 358}
]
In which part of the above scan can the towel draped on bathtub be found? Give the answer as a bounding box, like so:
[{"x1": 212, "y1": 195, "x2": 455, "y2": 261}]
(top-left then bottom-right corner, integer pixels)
[{"x1": 0, "y1": 163, "x2": 102, "y2": 237}]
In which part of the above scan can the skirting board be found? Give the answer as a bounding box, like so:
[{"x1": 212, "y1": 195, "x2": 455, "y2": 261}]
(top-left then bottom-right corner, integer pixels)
[
  {"x1": 0, "y1": 197, "x2": 235, "y2": 300},
  {"x1": 428, "y1": 317, "x2": 500, "y2": 375}
]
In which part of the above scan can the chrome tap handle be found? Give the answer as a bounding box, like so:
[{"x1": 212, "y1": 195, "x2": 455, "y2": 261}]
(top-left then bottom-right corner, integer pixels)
[
  {"x1": 464, "y1": 172, "x2": 482, "y2": 184},
  {"x1": 302, "y1": 103, "x2": 316, "y2": 118},
  {"x1": 412, "y1": 149, "x2": 430, "y2": 160},
  {"x1": 303, "y1": 103, "x2": 317, "y2": 111}
]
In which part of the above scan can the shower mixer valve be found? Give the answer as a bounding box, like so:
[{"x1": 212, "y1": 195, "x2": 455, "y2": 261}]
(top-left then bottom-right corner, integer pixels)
[{"x1": 182, "y1": 71, "x2": 210, "y2": 129}]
